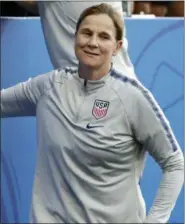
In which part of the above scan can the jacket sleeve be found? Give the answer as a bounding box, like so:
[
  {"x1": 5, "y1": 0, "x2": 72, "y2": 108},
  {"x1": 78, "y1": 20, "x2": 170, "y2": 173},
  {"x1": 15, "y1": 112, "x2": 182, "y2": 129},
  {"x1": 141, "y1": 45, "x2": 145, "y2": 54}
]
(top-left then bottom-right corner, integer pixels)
[
  {"x1": 1, "y1": 70, "x2": 56, "y2": 118},
  {"x1": 125, "y1": 83, "x2": 184, "y2": 223}
]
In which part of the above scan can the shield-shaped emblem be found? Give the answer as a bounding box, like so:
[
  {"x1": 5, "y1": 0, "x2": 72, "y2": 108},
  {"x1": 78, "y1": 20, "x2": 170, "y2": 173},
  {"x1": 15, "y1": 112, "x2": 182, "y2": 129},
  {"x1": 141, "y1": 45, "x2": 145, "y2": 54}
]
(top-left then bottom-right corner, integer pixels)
[{"x1": 92, "y1": 99, "x2": 109, "y2": 119}]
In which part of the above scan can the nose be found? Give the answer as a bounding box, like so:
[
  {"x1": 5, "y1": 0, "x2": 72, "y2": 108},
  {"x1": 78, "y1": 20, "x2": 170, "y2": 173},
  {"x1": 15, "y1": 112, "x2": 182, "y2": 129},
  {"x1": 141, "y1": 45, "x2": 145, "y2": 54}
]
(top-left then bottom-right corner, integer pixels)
[{"x1": 87, "y1": 35, "x2": 98, "y2": 48}]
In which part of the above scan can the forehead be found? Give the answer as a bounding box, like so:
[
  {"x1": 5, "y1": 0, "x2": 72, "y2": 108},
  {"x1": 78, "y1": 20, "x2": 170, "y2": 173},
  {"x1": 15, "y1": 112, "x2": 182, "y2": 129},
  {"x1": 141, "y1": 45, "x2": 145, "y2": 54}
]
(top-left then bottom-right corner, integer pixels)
[{"x1": 79, "y1": 14, "x2": 116, "y2": 35}]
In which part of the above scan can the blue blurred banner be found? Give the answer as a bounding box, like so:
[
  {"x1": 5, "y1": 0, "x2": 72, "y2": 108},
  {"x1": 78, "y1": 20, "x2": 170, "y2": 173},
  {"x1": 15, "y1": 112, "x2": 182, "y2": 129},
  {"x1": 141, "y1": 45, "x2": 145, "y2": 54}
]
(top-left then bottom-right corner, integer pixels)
[{"x1": 1, "y1": 18, "x2": 184, "y2": 223}]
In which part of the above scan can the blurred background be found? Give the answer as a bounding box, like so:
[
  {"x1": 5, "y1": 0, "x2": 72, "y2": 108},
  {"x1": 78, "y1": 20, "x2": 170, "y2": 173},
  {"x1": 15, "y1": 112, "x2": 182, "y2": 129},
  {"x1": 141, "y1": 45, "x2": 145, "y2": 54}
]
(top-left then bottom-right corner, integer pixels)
[{"x1": 0, "y1": 1, "x2": 184, "y2": 17}]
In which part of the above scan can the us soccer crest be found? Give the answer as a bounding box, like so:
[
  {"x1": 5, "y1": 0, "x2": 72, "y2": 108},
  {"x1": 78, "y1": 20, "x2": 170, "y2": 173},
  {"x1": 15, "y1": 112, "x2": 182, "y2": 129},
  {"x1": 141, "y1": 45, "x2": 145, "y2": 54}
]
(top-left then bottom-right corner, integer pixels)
[{"x1": 92, "y1": 99, "x2": 109, "y2": 119}]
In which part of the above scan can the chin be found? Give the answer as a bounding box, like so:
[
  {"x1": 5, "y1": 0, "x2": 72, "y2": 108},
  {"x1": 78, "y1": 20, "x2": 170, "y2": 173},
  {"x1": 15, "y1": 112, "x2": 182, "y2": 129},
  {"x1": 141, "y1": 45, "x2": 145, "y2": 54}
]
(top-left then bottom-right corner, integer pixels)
[
  {"x1": 80, "y1": 59, "x2": 100, "y2": 69},
  {"x1": 77, "y1": 52, "x2": 98, "y2": 65}
]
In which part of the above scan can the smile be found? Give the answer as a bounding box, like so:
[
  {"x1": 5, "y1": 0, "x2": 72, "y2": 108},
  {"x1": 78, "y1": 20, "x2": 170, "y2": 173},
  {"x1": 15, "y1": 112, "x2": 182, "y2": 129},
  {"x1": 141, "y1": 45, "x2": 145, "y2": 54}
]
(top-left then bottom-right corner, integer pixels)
[{"x1": 84, "y1": 51, "x2": 99, "y2": 56}]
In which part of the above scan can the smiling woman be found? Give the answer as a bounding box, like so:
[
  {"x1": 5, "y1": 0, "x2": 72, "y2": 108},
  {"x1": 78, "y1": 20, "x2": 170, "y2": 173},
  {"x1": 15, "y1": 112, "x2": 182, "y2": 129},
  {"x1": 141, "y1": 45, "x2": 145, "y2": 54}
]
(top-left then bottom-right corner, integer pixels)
[
  {"x1": 75, "y1": 14, "x2": 122, "y2": 80},
  {"x1": 1, "y1": 3, "x2": 184, "y2": 224},
  {"x1": 74, "y1": 4, "x2": 123, "y2": 81}
]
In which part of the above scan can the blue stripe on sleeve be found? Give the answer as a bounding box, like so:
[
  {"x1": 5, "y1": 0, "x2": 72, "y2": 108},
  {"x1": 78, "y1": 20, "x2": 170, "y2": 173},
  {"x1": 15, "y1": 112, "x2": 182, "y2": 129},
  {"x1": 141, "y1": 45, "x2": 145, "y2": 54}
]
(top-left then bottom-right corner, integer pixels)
[{"x1": 111, "y1": 69, "x2": 178, "y2": 152}]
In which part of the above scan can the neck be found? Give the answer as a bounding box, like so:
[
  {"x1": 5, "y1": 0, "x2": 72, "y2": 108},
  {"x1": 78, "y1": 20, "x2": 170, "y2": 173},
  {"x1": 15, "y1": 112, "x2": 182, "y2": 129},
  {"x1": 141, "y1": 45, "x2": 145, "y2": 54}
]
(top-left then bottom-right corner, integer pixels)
[{"x1": 78, "y1": 63, "x2": 112, "y2": 81}]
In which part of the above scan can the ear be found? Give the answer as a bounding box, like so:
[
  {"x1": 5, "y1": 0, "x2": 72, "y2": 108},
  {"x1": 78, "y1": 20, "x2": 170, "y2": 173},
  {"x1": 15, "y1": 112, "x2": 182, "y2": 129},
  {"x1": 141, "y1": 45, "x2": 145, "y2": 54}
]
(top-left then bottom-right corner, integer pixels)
[{"x1": 113, "y1": 40, "x2": 123, "y2": 56}]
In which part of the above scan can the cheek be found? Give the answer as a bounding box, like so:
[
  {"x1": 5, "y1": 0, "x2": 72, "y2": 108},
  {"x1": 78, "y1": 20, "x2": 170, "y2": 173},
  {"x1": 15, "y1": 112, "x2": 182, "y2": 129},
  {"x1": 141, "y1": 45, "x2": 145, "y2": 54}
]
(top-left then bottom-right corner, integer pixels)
[
  {"x1": 100, "y1": 43, "x2": 117, "y2": 56},
  {"x1": 75, "y1": 38, "x2": 86, "y2": 59},
  {"x1": 75, "y1": 39, "x2": 82, "y2": 55},
  {"x1": 75, "y1": 36, "x2": 87, "y2": 48},
  {"x1": 75, "y1": 38, "x2": 80, "y2": 49},
  {"x1": 74, "y1": 39, "x2": 81, "y2": 57}
]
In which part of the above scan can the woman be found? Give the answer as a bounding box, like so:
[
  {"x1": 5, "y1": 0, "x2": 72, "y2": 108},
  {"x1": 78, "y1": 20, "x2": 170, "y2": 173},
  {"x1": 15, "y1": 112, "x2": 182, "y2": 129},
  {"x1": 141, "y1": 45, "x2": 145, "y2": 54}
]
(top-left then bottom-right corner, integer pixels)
[{"x1": 1, "y1": 3, "x2": 184, "y2": 223}]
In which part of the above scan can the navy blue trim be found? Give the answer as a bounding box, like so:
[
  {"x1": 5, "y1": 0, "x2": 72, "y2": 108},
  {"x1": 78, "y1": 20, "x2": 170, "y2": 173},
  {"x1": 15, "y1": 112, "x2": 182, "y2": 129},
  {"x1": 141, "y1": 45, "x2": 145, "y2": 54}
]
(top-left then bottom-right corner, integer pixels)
[
  {"x1": 111, "y1": 69, "x2": 178, "y2": 152},
  {"x1": 64, "y1": 67, "x2": 78, "y2": 75}
]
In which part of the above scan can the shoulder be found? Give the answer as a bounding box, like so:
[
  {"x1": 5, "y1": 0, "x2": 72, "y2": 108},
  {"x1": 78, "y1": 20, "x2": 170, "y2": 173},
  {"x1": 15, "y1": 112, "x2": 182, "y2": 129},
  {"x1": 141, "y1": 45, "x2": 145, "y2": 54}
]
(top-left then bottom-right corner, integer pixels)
[
  {"x1": 54, "y1": 66, "x2": 78, "y2": 81},
  {"x1": 30, "y1": 66, "x2": 78, "y2": 93},
  {"x1": 110, "y1": 69, "x2": 164, "y2": 125},
  {"x1": 44, "y1": 66, "x2": 78, "y2": 85},
  {"x1": 110, "y1": 69, "x2": 154, "y2": 105}
]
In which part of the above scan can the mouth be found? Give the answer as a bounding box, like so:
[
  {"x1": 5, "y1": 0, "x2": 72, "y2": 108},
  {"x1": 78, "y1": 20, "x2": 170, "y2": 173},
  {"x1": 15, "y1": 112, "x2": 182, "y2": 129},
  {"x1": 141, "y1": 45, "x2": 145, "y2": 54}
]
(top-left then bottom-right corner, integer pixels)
[{"x1": 84, "y1": 50, "x2": 99, "y2": 56}]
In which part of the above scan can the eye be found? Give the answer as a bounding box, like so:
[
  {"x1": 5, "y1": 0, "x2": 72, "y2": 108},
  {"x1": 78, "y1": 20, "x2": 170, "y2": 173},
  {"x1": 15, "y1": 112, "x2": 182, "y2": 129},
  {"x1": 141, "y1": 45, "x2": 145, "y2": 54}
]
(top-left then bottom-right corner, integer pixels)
[
  {"x1": 99, "y1": 34, "x2": 110, "y2": 40},
  {"x1": 81, "y1": 30, "x2": 91, "y2": 36},
  {"x1": 84, "y1": 32, "x2": 91, "y2": 36}
]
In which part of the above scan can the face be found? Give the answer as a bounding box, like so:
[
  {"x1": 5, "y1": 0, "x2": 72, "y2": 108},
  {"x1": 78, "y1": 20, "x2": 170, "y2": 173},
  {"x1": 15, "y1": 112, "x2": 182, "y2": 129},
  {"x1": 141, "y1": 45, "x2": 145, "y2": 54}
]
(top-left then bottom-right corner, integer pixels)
[{"x1": 75, "y1": 14, "x2": 122, "y2": 70}]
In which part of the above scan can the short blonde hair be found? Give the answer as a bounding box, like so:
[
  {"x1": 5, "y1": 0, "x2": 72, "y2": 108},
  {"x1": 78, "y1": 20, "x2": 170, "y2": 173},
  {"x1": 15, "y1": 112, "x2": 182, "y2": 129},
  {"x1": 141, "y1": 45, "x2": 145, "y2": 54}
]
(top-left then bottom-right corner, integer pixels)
[{"x1": 76, "y1": 3, "x2": 123, "y2": 41}]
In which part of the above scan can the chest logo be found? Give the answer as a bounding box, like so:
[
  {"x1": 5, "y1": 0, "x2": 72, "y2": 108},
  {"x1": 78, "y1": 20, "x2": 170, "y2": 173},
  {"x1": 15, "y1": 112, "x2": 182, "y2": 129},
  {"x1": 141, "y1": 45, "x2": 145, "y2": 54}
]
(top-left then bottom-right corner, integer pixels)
[
  {"x1": 92, "y1": 99, "x2": 110, "y2": 120},
  {"x1": 86, "y1": 123, "x2": 104, "y2": 129}
]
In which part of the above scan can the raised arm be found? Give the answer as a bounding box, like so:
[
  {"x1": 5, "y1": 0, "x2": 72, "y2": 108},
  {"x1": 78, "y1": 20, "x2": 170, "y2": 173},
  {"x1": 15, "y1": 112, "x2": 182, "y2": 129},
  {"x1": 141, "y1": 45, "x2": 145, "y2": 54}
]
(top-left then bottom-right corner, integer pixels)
[{"x1": 125, "y1": 83, "x2": 184, "y2": 223}]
